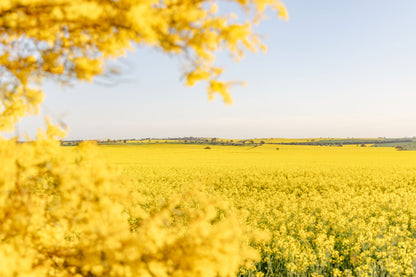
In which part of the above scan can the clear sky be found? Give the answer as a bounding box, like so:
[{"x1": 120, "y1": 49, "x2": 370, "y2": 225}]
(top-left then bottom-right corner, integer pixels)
[{"x1": 15, "y1": 0, "x2": 416, "y2": 140}]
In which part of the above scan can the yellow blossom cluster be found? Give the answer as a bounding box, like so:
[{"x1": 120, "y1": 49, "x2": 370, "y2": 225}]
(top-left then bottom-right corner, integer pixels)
[
  {"x1": 0, "y1": 126, "x2": 259, "y2": 276},
  {"x1": 0, "y1": 0, "x2": 287, "y2": 130}
]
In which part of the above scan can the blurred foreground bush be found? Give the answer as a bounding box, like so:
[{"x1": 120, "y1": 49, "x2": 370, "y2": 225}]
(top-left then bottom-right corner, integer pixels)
[{"x1": 0, "y1": 123, "x2": 258, "y2": 277}]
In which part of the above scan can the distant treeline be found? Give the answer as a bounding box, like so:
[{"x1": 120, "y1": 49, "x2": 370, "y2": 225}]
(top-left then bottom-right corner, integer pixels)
[
  {"x1": 61, "y1": 138, "x2": 264, "y2": 147},
  {"x1": 273, "y1": 139, "x2": 413, "y2": 146},
  {"x1": 60, "y1": 138, "x2": 415, "y2": 148}
]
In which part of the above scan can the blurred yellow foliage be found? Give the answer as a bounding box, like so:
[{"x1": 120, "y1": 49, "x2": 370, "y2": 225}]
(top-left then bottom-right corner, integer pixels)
[
  {"x1": 0, "y1": 130, "x2": 259, "y2": 276},
  {"x1": 0, "y1": 0, "x2": 287, "y2": 130}
]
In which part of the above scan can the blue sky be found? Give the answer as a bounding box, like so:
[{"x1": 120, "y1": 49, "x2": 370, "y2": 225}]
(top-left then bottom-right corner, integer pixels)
[{"x1": 16, "y1": 0, "x2": 416, "y2": 139}]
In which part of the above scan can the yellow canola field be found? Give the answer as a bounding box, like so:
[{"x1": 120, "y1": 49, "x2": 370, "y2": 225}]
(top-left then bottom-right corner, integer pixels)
[{"x1": 100, "y1": 144, "x2": 416, "y2": 276}]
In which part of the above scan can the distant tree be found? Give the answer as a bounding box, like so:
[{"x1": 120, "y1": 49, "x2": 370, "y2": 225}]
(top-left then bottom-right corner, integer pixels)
[{"x1": 395, "y1": 146, "x2": 406, "y2": 151}]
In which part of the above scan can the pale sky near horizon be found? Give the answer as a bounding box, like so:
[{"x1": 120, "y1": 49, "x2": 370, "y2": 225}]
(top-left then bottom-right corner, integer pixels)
[{"x1": 12, "y1": 0, "x2": 416, "y2": 140}]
